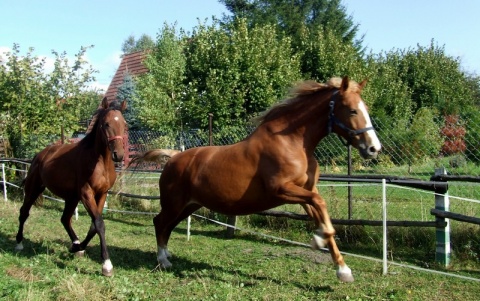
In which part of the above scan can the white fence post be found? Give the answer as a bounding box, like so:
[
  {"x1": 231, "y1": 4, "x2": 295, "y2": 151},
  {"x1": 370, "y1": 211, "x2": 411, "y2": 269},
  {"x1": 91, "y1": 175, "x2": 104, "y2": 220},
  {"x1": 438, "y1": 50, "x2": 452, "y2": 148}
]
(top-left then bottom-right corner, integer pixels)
[
  {"x1": 2, "y1": 163, "x2": 7, "y2": 201},
  {"x1": 435, "y1": 167, "x2": 451, "y2": 266},
  {"x1": 382, "y1": 178, "x2": 388, "y2": 275}
]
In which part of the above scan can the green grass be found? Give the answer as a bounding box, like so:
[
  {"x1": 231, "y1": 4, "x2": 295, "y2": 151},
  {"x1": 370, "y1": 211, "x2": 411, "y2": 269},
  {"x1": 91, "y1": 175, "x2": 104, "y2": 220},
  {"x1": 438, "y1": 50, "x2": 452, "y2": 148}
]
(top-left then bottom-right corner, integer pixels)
[{"x1": 1, "y1": 198, "x2": 480, "y2": 301}]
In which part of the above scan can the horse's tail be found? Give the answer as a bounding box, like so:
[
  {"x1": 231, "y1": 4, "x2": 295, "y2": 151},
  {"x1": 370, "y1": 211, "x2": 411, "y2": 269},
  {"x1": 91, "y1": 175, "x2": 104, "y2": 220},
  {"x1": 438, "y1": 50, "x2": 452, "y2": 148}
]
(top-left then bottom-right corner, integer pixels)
[{"x1": 128, "y1": 149, "x2": 181, "y2": 169}]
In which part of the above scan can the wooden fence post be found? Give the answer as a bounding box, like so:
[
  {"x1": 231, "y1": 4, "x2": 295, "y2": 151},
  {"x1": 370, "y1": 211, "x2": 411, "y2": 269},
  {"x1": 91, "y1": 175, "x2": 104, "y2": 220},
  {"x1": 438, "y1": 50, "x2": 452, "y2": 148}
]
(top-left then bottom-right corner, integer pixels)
[
  {"x1": 226, "y1": 216, "x2": 237, "y2": 238},
  {"x1": 434, "y1": 167, "x2": 450, "y2": 266}
]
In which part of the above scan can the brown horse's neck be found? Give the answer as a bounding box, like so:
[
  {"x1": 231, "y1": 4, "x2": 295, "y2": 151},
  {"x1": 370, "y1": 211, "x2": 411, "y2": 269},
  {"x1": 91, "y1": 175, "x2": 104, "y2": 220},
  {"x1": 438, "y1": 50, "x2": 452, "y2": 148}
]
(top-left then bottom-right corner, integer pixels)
[
  {"x1": 266, "y1": 90, "x2": 333, "y2": 156},
  {"x1": 94, "y1": 131, "x2": 115, "y2": 169}
]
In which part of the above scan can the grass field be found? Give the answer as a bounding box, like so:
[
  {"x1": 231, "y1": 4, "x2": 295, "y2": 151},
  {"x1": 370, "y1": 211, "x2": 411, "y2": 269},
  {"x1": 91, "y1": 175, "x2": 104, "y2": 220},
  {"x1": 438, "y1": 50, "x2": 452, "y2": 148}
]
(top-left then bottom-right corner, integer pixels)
[{"x1": 1, "y1": 197, "x2": 480, "y2": 301}]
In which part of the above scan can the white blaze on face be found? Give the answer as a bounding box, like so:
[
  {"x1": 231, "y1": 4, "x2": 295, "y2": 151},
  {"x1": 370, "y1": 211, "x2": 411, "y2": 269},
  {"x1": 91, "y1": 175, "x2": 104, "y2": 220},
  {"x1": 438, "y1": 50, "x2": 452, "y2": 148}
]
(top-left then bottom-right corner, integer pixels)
[{"x1": 358, "y1": 100, "x2": 382, "y2": 152}]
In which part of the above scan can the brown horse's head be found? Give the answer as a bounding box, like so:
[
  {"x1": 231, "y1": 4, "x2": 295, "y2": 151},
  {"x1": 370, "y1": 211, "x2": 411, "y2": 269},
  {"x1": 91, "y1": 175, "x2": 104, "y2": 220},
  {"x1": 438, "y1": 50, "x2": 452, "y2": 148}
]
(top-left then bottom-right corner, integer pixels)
[
  {"x1": 328, "y1": 76, "x2": 381, "y2": 159},
  {"x1": 99, "y1": 97, "x2": 127, "y2": 162}
]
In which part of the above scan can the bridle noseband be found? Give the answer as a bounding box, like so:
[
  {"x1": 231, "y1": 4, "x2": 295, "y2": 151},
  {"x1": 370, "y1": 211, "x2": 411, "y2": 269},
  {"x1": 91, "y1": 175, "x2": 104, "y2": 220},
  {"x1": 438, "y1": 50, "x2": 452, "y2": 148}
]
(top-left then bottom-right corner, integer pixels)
[
  {"x1": 108, "y1": 135, "x2": 124, "y2": 142},
  {"x1": 327, "y1": 90, "x2": 374, "y2": 146}
]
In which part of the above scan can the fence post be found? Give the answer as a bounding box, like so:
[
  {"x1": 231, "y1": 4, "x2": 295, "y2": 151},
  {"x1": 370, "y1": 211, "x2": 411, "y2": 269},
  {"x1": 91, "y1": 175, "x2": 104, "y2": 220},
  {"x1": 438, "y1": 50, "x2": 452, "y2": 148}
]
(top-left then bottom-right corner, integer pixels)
[
  {"x1": 2, "y1": 163, "x2": 7, "y2": 201},
  {"x1": 434, "y1": 167, "x2": 450, "y2": 266},
  {"x1": 382, "y1": 179, "x2": 388, "y2": 275}
]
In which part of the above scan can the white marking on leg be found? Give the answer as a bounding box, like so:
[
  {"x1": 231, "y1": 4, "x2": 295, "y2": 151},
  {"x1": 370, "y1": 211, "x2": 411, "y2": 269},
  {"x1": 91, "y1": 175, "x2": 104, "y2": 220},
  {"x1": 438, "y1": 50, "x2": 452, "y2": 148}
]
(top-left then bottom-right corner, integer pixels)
[
  {"x1": 157, "y1": 246, "x2": 172, "y2": 268},
  {"x1": 15, "y1": 241, "x2": 24, "y2": 251},
  {"x1": 72, "y1": 240, "x2": 84, "y2": 257},
  {"x1": 336, "y1": 264, "x2": 354, "y2": 283},
  {"x1": 102, "y1": 259, "x2": 113, "y2": 277},
  {"x1": 311, "y1": 229, "x2": 326, "y2": 250}
]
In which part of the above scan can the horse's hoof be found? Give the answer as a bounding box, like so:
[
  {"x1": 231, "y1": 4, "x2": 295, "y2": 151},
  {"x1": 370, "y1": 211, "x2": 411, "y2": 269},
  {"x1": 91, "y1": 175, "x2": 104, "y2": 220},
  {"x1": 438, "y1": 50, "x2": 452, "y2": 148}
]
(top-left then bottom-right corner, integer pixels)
[
  {"x1": 159, "y1": 260, "x2": 172, "y2": 269},
  {"x1": 337, "y1": 272, "x2": 354, "y2": 283},
  {"x1": 70, "y1": 243, "x2": 82, "y2": 253},
  {"x1": 15, "y1": 242, "x2": 24, "y2": 252},
  {"x1": 336, "y1": 265, "x2": 354, "y2": 283},
  {"x1": 102, "y1": 267, "x2": 113, "y2": 277},
  {"x1": 102, "y1": 260, "x2": 113, "y2": 276},
  {"x1": 75, "y1": 250, "x2": 85, "y2": 257}
]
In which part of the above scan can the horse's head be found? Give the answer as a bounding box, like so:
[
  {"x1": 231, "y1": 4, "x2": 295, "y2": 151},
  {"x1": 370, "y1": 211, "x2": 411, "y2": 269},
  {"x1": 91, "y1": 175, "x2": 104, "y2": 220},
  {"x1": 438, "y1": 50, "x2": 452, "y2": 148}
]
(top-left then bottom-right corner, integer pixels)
[
  {"x1": 100, "y1": 97, "x2": 127, "y2": 162},
  {"x1": 328, "y1": 77, "x2": 381, "y2": 159}
]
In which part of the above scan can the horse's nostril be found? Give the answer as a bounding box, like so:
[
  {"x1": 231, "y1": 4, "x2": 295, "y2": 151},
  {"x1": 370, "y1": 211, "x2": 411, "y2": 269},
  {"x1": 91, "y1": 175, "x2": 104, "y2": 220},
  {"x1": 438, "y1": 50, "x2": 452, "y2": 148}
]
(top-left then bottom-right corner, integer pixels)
[{"x1": 369, "y1": 146, "x2": 377, "y2": 154}]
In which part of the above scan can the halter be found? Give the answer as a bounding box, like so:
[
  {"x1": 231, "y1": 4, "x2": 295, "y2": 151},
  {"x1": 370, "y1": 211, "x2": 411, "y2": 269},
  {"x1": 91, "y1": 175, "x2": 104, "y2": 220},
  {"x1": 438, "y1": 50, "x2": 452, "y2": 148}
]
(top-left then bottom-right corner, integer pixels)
[
  {"x1": 100, "y1": 124, "x2": 124, "y2": 143},
  {"x1": 108, "y1": 135, "x2": 124, "y2": 142},
  {"x1": 327, "y1": 90, "x2": 374, "y2": 146}
]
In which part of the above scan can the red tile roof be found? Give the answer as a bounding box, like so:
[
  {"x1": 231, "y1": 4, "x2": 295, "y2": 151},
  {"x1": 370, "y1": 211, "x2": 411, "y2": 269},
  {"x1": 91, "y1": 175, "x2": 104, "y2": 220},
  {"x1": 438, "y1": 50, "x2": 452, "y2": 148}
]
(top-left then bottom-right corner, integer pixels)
[
  {"x1": 104, "y1": 50, "x2": 149, "y2": 102},
  {"x1": 86, "y1": 51, "x2": 149, "y2": 134}
]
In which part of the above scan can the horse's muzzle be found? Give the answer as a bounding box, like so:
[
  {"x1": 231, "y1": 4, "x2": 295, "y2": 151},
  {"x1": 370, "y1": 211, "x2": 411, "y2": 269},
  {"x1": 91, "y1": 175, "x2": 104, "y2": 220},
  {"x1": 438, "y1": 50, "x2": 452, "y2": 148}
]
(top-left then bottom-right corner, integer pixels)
[
  {"x1": 359, "y1": 145, "x2": 380, "y2": 159},
  {"x1": 112, "y1": 151, "x2": 124, "y2": 162}
]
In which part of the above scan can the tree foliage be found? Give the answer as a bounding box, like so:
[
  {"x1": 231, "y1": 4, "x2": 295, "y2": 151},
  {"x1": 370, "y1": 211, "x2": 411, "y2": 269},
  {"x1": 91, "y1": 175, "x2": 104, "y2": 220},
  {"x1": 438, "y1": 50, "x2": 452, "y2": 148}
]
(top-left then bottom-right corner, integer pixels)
[
  {"x1": 0, "y1": 44, "x2": 100, "y2": 158},
  {"x1": 121, "y1": 34, "x2": 155, "y2": 54},
  {"x1": 134, "y1": 23, "x2": 187, "y2": 132},
  {"x1": 220, "y1": 0, "x2": 361, "y2": 47},
  {"x1": 183, "y1": 18, "x2": 301, "y2": 130}
]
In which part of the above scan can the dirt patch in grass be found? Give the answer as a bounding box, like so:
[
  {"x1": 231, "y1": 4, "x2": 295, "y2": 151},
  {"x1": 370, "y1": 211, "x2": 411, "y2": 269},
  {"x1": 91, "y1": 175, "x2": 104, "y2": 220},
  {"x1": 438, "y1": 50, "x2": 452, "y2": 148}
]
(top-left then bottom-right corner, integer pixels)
[{"x1": 6, "y1": 265, "x2": 40, "y2": 282}]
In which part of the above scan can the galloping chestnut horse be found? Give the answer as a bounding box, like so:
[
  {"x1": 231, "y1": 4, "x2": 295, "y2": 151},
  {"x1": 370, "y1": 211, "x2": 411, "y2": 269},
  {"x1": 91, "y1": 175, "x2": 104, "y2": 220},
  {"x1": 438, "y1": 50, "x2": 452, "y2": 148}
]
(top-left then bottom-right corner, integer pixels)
[
  {"x1": 15, "y1": 98, "x2": 127, "y2": 277},
  {"x1": 139, "y1": 77, "x2": 382, "y2": 282}
]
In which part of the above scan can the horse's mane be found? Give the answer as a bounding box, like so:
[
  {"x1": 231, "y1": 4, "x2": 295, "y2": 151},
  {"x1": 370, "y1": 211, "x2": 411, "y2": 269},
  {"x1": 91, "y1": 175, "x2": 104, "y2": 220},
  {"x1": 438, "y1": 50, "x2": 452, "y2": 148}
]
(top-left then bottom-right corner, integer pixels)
[
  {"x1": 81, "y1": 101, "x2": 123, "y2": 146},
  {"x1": 253, "y1": 77, "x2": 362, "y2": 125}
]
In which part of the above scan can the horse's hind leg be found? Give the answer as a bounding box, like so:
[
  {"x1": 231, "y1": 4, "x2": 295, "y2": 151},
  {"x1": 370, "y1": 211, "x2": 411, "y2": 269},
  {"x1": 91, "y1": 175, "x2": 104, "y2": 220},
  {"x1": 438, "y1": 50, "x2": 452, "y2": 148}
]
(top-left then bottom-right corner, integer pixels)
[
  {"x1": 154, "y1": 202, "x2": 201, "y2": 268},
  {"x1": 15, "y1": 174, "x2": 45, "y2": 251}
]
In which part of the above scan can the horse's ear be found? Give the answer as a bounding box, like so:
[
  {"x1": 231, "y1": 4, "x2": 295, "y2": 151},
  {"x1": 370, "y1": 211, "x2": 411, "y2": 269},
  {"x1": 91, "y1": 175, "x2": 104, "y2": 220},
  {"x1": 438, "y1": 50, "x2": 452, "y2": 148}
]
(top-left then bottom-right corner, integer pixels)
[
  {"x1": 101, "y1": 97, "x2": 109, "y2": 109},
  {"x1": 359, "y1": 79, "x2": 368, "y2": 90},
  {"x1": 121, "y1": 100, "x2": 127, "y2": 112},
  {"x1": 340, "y1": 76, "x2": 350, "y2": 92}
]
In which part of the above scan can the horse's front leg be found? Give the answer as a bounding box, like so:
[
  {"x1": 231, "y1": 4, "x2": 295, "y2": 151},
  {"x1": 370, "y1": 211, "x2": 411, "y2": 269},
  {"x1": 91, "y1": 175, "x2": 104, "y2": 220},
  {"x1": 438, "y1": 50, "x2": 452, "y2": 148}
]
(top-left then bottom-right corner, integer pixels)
[
  {"x1": 81, "y1": 191, "x2": 113, "y2": 276},
  {"x1": 278, "y1": 182, "x2": 354, "y2": 283},
  {"x1": 303, "y1": 203, "x2": 354, "y2": 283},
  {"x1": 60, "y1": 199, "x2": 84, "y2": 255}
]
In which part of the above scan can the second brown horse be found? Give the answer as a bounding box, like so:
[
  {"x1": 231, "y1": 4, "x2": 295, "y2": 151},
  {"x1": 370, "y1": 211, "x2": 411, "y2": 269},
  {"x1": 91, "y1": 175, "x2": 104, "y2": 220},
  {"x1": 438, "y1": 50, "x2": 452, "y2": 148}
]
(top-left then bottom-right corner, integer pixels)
[{"x1": 15, "y1": 98, "x2": 127, "y2": 277}]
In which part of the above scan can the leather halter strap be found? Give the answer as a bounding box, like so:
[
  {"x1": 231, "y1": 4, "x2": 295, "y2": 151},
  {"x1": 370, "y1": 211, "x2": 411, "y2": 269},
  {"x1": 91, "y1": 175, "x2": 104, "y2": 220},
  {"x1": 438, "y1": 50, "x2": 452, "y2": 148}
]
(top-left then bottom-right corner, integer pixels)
[
  {"x1": 327, "y1": 90, "x2": 374, "y2": 145},
  {"x1": 108, "y1": 135, "x2": 124, "y2": 142}
]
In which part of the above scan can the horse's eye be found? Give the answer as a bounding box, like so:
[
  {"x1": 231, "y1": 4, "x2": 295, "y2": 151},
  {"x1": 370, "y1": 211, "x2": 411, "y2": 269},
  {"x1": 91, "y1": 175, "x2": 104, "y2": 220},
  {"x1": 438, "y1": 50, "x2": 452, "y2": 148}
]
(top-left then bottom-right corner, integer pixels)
[{"x1": 350, "y1": 109, "x2": 357, "y2": 116}]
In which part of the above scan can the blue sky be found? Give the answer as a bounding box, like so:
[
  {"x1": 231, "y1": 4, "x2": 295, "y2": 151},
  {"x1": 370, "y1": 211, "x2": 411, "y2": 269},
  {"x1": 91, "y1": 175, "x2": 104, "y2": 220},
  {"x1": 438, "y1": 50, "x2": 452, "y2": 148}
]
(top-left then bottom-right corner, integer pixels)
[{"x1": 1, "y1": 0, "x2": 479, "y2": 93}]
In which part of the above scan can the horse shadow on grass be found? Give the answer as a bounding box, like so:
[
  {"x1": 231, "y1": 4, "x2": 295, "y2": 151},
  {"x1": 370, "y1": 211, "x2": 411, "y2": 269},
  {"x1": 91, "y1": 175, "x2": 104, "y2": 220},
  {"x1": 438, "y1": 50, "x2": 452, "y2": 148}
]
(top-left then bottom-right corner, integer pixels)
[{"x1": 0, "y1": 227, "x2": 334, "y2": 292}]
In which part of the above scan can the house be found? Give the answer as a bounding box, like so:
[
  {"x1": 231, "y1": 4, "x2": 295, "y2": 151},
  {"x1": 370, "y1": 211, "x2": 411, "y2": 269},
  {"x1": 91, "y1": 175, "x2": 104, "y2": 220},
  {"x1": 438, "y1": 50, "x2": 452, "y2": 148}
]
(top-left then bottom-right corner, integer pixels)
[{"x1": 104, "y1": 50, "x2": 149, "y2": 102}]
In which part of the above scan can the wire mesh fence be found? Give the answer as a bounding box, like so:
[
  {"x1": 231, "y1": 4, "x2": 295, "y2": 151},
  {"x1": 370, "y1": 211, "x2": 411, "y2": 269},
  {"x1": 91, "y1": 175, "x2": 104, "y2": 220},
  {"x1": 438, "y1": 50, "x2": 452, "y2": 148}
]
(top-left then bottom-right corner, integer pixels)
[
  {"x1": 124, "y1": 114, "x2": 480, "y2": 212},
  {"x1": 127, "y1": 115, "x2": 480, "y2": 178}
]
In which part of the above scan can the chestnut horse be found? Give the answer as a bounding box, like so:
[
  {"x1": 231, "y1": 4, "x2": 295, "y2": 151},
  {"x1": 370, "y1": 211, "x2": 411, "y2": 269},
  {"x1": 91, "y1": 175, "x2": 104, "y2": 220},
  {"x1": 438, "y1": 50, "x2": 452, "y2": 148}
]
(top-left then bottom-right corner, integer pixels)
[
  {"x1": 138, "y1": 77, "x2": 382, "y2": 282},
  {"x1": 15, "y1": 98, "x2": 127, "y2": 277}
]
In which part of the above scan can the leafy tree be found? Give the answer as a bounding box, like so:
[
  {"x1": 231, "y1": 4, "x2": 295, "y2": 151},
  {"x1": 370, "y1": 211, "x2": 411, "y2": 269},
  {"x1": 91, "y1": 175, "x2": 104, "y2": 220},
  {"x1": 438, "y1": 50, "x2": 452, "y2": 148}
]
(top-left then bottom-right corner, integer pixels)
[
  {"x1": 121, "y1": 34, "x2": 155, "y2": 54},
  {"x1": 394, "y1": 107, "x2": 443, "y2": 170},
  {"x1": 220, "y1": 0, "x2": 361, "y2": 47},
  {"x1": 183, "y1": 18, "x2": 301, "y2": 130},
  {"x1": 220, "y1": 0, "x2": 364, "y2": 87},
  {"x1": 299, "y1": 26, "x2": 365, "y2": 82},
  {"x1": 135, "y1": 23, "x2": 187, "y2": 132},
  {"x1": 0, "y1": 44, "x2": 99, "y2": 158},
  {"x1": 394, "y1": 41, "x2": 476, "y2": 116}
]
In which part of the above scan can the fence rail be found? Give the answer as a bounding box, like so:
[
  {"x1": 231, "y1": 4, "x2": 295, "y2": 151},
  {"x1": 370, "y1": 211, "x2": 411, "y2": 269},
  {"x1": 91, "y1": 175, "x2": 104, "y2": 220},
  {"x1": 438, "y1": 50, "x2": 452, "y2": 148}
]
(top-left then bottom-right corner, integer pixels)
[{"x1": 1, "y1": 158, "x2": 479, "y2": 271}]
